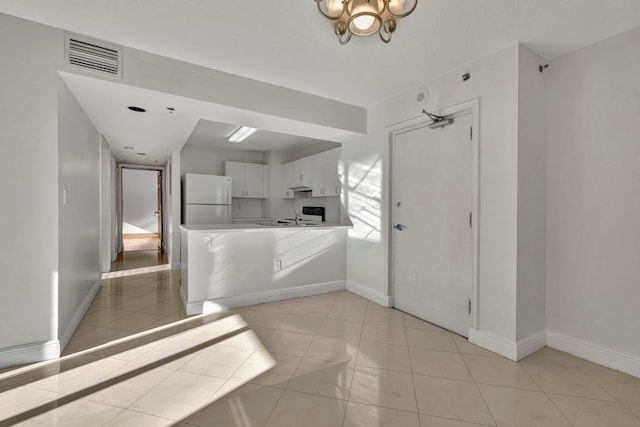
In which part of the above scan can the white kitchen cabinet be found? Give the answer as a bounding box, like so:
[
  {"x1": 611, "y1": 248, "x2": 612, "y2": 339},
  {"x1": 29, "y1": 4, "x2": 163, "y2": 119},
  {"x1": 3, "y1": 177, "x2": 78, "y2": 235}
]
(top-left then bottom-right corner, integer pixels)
[
  {"x1": 224, "y1": 161, "x2": 267, "y2": 198},
  {"x1": 293, "y1": 156, "x2": 313, "y2": 188},
  {"x1": 324, "y1": 148, "x2": 341, "y2": 196},
  {"x1": 311, "y1": 148, "x2": 341, "y2": 197},
  {"x1": 225, "y1": 161, "x2": 245, "y2": 198},
  {"x1": 282, "y1": 161, "x2": 295, "y2": 199},
  {"x1": 312, "y1": 153, "x2": 324, "y2": 197}
]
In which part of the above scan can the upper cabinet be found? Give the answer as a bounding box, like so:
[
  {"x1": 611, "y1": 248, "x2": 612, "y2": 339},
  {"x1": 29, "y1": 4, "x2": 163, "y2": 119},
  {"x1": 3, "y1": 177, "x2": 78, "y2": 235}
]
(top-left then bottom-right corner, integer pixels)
[
  {"x1": 312, "y1": 148, "x2": 341, "y2": 197},
  {"x1": 224, "y1": 161, "x2": 268, "y2": 198},
  {"x1": 293, "y1": 156, "x2": 313, "y2": 189},
  {"x1": 282, "y1": 161, "x2": 294, "y2": 199},
  {"x1": 280, "y1": 148, "x2": 341, "y2": 199}
]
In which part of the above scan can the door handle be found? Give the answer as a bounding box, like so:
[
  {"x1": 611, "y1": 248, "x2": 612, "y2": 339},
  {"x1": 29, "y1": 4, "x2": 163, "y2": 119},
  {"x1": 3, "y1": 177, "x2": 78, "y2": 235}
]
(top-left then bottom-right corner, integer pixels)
[{"x1": 394, "y1": 224, "x2": 405, "y2": 231}]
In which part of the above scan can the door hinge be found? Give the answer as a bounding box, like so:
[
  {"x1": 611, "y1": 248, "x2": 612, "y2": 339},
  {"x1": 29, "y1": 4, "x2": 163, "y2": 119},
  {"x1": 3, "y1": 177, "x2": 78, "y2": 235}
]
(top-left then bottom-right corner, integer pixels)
[
  {"x1": 469, "y1": 212, "x2": 472, "y2": 228},
  {"x1": 468, "y1": 299, "x2": 471, "y2": 314},
  {"x1": 470, "y1": 126, "x2": 473, "y2": 140}
]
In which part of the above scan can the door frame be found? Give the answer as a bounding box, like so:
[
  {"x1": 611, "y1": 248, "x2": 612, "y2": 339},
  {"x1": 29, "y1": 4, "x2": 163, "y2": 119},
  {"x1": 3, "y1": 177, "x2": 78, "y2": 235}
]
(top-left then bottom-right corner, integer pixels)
[
  {"x1": 388, "y1": 98, "x2": 480, "y2": 331},
  {"x1": 117, "y1": 164, "x2": 167, "y2": 254}
]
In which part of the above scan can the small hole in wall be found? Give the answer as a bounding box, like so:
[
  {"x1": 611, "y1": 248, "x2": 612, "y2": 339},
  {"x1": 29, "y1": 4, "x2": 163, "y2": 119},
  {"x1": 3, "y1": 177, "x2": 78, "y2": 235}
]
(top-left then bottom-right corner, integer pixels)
[{"x1": 416, "y1": 88, "x2": 429, "y2": 103}]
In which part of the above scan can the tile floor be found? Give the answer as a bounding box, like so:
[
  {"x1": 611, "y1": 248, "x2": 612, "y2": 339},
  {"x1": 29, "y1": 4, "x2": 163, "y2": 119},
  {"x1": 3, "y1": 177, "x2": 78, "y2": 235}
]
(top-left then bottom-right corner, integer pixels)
[{"x1": 1, "y1": 269, "x2": 639, "y2": 426}]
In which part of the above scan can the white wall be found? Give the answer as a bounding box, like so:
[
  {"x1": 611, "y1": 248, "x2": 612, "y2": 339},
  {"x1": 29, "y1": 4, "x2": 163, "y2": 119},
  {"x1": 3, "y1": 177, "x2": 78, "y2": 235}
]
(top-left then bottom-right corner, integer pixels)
[
  {"x1": 122, "y1": 168, "x2": 159, "y2": 234},
  {"x1": 57, "y1": 78, "x2": 102, "y2": 349},
  {"x1": 100, "y1": 136, "x2": 113, "y2": 272},
  {"x1": 546, "y1": 26, "x2": 640, "y2": 363},
  {"x1": 168, "y1": 149, "x2": 182, "y2": 269},
  {"x1": 263, "y1": 150, "x2": 296, "y2": 219},
  {"x1": 515, "y1": 46, "x2": 548, "y2": 342},
  {"x1": 343, "y1": 45, "x2": 521, "y2": 344},
  {"x1": 121, "y1": 47, "x2": 367, "y2": 141},
  {"x1": 0, "y1": 14, "x2": 62, "y2": 364},
  {"x1": 180, "y1": 144, "x2": 265, "y2": 176}
]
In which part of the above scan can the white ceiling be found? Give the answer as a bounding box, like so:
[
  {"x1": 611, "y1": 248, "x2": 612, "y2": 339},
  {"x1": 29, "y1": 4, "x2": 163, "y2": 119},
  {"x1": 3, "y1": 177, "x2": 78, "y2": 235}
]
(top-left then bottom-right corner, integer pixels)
[
  {"x1": 186, "y1": 120, "x2": 341, "y2": 153},
  {"x1": 61, "y1": 72, "x2": 199, "y2": 165},
  {"x1": 60, "y1": 72, "x2": 341, "y2": 165},
  {"x1": 2, "y1": 1, "x2": 640, "y2": 107}
]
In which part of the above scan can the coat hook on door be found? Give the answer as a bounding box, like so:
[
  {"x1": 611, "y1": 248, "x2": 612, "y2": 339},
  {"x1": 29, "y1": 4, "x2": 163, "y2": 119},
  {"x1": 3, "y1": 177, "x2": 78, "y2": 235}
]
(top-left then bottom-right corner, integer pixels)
[{"x1": 539, "y1": 64, "x2": 549, "y2": 73}]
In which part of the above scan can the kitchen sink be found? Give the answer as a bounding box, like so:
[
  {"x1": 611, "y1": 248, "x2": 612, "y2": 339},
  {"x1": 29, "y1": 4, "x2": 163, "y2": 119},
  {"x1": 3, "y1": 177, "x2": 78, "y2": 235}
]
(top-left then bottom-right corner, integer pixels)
[{"x1": 256, "y1": 221, "x2": 323, "y2": 227}]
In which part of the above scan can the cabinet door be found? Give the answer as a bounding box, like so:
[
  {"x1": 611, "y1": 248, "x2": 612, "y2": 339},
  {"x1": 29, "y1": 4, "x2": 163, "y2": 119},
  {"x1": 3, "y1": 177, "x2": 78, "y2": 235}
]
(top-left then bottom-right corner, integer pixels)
[
  {"x1": 244, "y1": 163, "x2": 265, "y2": 198},
  {"x1": 323, "y1": 149, "x2": 340, "y2": 196},
  {"x1": 311, "y1": 153, "x2": 324, "y2": 197},
  {"x1": 225, "y1": 161, "x2": 245, "y2": 198},
  {"x1": 294, "y1": 156, "x2": 313, "y2": 187},
  {"x1": 282, "y1": 162, "x2": 294, "y2": 199}
]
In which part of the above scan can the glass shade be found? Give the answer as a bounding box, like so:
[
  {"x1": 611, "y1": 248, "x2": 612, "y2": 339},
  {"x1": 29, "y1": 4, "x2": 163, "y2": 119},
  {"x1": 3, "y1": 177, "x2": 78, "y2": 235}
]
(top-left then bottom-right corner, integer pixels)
[{"x1": 348, "y1": 0, "x2": 382, "y2": 36}]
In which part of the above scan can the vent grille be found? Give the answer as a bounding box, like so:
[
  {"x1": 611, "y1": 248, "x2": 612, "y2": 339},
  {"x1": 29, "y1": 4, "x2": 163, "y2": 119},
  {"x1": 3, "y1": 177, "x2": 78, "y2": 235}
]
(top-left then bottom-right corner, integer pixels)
[{"x1": 65, "y1": 34, "x2": 121, "y2": 78}]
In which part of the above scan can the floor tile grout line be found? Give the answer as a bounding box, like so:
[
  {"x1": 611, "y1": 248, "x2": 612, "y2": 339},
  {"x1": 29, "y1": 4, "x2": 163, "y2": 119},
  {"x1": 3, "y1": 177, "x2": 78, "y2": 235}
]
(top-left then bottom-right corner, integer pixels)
[
  {"x1": 339, "y1": 299, "x2": 368, "y2": 427},
  {"x1": 458, "y1": 346, "x2": 499, "y2": 427},
  {"x1": 566, "y1": 359, "x2": 630, "y2": 406},
  {"x1": 519, "y1": 359, "x2": 619, "y2": 404},
  {"x1": 406, "y1": 319, "x2": 425, "y2": 427},
  {"x1": 261, "y1": 339, "x2": 309, "y2": 426}
]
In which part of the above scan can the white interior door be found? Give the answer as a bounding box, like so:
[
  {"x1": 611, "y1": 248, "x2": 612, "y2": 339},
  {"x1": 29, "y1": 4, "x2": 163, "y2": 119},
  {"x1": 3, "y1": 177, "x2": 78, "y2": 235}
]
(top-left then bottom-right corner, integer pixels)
[{"x1": 393, "y1": 113, "x2": 473, "y2": 336}]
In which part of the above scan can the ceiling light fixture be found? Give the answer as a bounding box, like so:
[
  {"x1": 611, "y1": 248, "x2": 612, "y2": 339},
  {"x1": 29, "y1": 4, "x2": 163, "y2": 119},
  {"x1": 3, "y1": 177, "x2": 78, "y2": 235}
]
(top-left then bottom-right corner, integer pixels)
[
  {"x1": 228, "y1": 126, "x2": 258, "y2": 143},
  {"x1": 314, "y1": 0, "x2": 417, "y2": 45}
]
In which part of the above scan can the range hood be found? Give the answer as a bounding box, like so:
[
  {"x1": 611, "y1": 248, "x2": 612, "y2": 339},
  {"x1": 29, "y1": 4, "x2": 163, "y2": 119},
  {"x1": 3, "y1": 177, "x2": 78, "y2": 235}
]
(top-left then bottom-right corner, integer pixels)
[{"x1": 288, "y1": 185, "x2": 312, "y2": 192}]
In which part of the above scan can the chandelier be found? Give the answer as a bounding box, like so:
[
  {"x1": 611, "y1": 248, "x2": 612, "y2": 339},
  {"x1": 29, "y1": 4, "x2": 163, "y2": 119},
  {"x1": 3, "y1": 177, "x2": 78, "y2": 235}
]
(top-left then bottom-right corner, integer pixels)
[{"x1": 314, "y1": 0, "x2": 417, "y2": 45}]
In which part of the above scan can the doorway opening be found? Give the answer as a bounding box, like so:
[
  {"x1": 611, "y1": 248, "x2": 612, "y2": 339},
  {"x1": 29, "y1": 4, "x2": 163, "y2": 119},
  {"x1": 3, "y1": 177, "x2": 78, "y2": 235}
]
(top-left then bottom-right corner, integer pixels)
[
  {"x1": 390, "y1": 100, "x2": 479, "y2": 337},
  {"x1": 113, "y1": 166, "x2": 167, "y2": 273}
]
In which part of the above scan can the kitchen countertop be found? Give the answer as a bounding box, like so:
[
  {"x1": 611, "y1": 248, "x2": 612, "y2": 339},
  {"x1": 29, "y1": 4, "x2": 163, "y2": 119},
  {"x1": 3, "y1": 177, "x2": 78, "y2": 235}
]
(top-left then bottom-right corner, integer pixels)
[{"x1": 180, "y1": 222, "x2": 352, "y2": 233}]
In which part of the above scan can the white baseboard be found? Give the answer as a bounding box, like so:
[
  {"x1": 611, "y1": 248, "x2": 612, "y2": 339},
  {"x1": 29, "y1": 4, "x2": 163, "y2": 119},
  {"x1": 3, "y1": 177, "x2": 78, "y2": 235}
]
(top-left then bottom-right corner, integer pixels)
[
  {"x1": 516, "y1": 330, "x2": 547, "y2": 360},
  {"x1": 59, "y1": 279, "x2": 102, "y2": 350},
  {"x1": 183, "y1": 281, "x2": 347, "y2": 316},
  {"x1": 0, "y1": 340, "x2": 60, "y2": 369},
  {"x1": 546, "y1": 330, "x2": 640, "y2": 378},
  {"x1": 468, "y1": 328, "x2": 546, "y2": 361},
  {"x1": 468, "y1": 328, "x2": 518, "y2": 361},
  {"x1": 346, "y1": 281, "x2": 393, "y2": 307}
]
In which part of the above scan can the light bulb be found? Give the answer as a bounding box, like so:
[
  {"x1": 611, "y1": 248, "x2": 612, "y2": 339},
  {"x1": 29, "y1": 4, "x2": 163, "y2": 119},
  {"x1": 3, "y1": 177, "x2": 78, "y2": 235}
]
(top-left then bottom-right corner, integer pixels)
[
  {"x1": 353, "y1": 14, "x2": 375, "y2": 30},
  {"x1": 351, "y1": 1, "x2": 377, "y2": 31}
]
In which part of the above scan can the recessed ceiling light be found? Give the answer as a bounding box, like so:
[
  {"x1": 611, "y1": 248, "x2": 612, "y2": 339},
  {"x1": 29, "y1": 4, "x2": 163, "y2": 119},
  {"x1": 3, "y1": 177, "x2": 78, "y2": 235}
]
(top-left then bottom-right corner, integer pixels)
[
  {"x1": 124, "y1": 146, "x2": 135, "y2": 150},
  {"x1": 128, "y1": 106, "x2": 146, "y2": 112},
  {"x1": 137, "y1": 152, "x2": 146, "y2": 156},
  {"x1": 228, "y1": 126, "x2": 258, "y2": 143}
]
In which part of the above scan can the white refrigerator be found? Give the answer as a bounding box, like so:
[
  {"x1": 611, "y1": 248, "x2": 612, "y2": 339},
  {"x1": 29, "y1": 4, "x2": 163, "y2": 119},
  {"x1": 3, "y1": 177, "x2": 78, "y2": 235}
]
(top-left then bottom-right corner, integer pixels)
[{"x1": 182, "y1": 174, "x2": 232, "y2": 225}]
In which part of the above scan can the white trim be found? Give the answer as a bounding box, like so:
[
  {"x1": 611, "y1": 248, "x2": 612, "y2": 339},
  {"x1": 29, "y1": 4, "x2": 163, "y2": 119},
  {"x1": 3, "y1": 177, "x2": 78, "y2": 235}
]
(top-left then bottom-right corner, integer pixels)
[
  {"x1": 183, "y1": 281, "x2": 347, "y2": 316},
  {"x1": 516, "y1": 330, "x2": 547, "y2": 360},
  {"x1": 0, "y1": 340, "x2": 60, "y2": 369},
  {"x1": 388, "y1": 98, "x2": 481, "y2": 330},
  {"x1": 546, "y1": 330, "x2": 640, "y2": 378},
  {"x1": 59, "y1": 279, "x2": 102, "y2": 350},
  {"x1": 347, "y1": 281, "x2": 393, "y2": 307},
  {"x1": 468, "y1": 328, "x2": 518, "y2": 361}
]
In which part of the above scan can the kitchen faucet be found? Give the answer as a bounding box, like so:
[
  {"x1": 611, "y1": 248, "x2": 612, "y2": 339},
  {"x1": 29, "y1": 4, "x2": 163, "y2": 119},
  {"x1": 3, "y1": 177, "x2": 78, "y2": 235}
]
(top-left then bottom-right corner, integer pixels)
[{"x1": 294, "y1": 211, "x2": 301, "y2": 225}]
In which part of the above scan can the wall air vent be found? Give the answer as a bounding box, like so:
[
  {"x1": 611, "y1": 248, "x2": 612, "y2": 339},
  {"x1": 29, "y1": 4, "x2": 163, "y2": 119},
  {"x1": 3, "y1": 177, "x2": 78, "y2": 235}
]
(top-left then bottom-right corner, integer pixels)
[{"x1": 65, "y1": 34, "x2": 122, "y2": 79}]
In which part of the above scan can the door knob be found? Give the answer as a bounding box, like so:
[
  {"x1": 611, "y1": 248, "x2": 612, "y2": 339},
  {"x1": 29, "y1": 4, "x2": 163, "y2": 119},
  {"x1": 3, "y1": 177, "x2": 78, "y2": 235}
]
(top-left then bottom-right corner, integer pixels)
[{"x1": 394, "y1": 224, "x2": 405, "y2": 231}]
